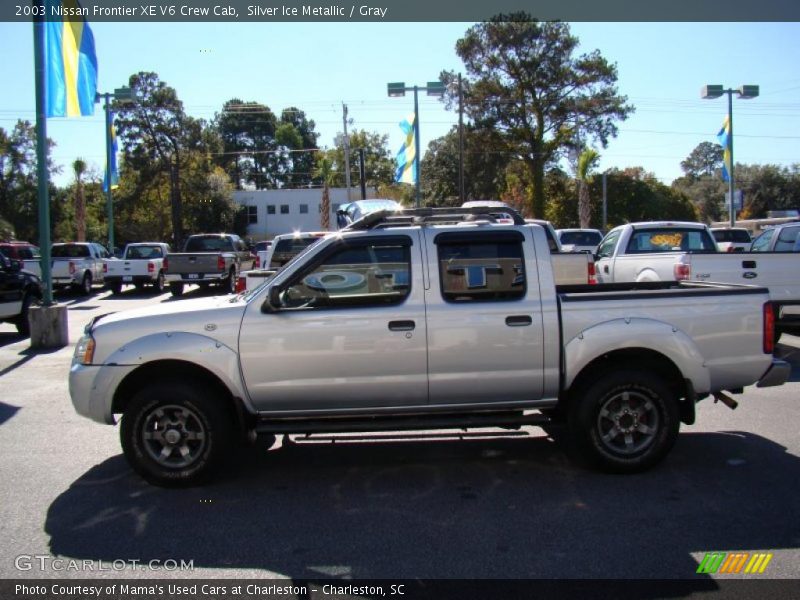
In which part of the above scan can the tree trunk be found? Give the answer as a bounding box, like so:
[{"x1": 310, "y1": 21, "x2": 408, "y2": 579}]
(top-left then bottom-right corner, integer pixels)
[
  {"x1": 169, "y1": 161, "x2": 183, "y2": 248},
  {"x1": 320, "y1": 185, "x2": 330, "y2": 230},
  {"x1": 578, "y1": 180, "x2": 592, "y2": 229},
  {"x1": 75, "y1": 181, "x2": 86, "y2": 241},
  {"x1": 527, "y1": 158, "x2": 546, "y2": 219}
]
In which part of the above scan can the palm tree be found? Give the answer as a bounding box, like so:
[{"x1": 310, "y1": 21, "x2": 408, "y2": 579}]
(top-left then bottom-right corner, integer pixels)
[
  {"x1": 312, "y1": 154, "x2": 336, "y2": 230},
  {"x1": 73, "y1": 158, "x2": 87, "y2": 241},
  {"x1": 576, "y1": 148, "x2": 599, "y2": 229}
]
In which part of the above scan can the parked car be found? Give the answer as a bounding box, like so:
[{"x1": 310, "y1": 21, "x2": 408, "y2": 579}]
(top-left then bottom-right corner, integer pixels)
[
  {"x1": 0, "y1": 241, "x2": 41, "y2": 277},
  {"x1": 104, "y1": 243, "x2": 170, "y2": 294},
  {"x1": 264, "y1": 232, "x2": 328, "y2": 269},
  {"x1": 750, "y1": 222, "x2": 800, "y2": 253},
  {"x1": 336, "y1": 199, "x2": 403, "y2": 228},
  {"x1": 0, "y1": 251, "x2": 42, "y2": 336},
  {"x1": 69, "y1": 206, "x2": 788, "y2": 486},
  {"x1": 556, "y1": 229, "x2": 604, "y2": 253},
  {"x1": 711, "y1": 227, "x2": 752, "y2": 252},
  {"x1": 164, "y1": 234, "x2": 253, "y2": 297},
  {"x1": 51, "y1": 242, "x2": 110, "y2": 295}
]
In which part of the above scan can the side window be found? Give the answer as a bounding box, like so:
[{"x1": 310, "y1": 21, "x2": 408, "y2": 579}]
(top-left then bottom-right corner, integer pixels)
[
  {"x1": 596, "y1": 230, "x2": 620, "y2": 259},
  {"x1": 751, "y1": 230, "x2": 774, "y2": 252},
  {"x1": 437, "y1": 236, "x2": 526, "y2": 303},
  {"x1": 774, "y1": 227, "x2": 800, "y2": 252},
  {"x1": 280, "y1": 239, "x2": 411, "y2": 310}
]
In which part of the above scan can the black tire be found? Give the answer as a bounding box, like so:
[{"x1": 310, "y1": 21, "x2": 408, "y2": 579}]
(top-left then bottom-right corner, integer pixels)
[
  {"x1": 120, "y1": 381, "x2": 235, "y2": 487},
  {"x1": 169, "y1": 282, "x2": 184, "y2": 297},
  {"x1": 73, "y1": 272, "x2": 92, "y2": 296},
  {"x1": 567, "y1": 370, "x2": 680, "y2": 473},
  {"x1": 154, "y1": 271, "x2": 166, "y2": 294},
  {"x1": 109, "y1": 282, "x2": 122, "y2": 295},
  {"x1": 221, "y1": 268, "x2": 236, "y2": 294},
  {"x1": 15, "y1": 292, "x2": 36, "y2": 337}
]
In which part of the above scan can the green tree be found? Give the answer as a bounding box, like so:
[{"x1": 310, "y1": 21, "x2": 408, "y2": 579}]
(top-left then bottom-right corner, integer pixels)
[
  {"x1": 0, "y1": 120, "x2": 57, "y2": 241},
  {"x1": 421, "y1": 126, "x2": 510, "y2": 206},
  {"x1": 279, "y1": 107, "x2": 319, "y2": 188},
  {"x1": 680, "y1": 142, "x2": 724, "y2": 179},
  {"x1": 329, "y1": 129, "x2": 395, "y2": 190},
  {"x1": 443, "y1": 15, "x2": 632, "y2": 218}
]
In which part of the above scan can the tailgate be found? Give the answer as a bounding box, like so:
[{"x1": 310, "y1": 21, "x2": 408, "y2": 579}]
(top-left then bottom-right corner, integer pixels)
[
  {"x1": 551, "y1": 253, "x2": 591, "y2": 285},
  {"x1": 167, "y1": 254, "x2": 222, "y2": 274},
  {"x1": 107, "y1": 260, "x2": 150, "y2": 276}
]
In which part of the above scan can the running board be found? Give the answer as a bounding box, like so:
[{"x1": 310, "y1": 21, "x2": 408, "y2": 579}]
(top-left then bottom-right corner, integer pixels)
[{"x1": 254, "y1": 411, "x2": 552, "y2": 435}]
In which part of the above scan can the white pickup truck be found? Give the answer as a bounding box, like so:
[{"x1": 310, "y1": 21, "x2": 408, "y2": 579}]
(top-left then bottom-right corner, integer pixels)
[
  {"x1": 104, "y1": 243, "x2": 170, "y2": 294},
  {"x1": 69, "y1": 207, "x2": 788, "y2": 486},
  {"x1": 596, "y1": 222, "x2": 800, "y2": 337},
  {"x1": 51, "y1": 242, "x2": 110, "y2": 295}
]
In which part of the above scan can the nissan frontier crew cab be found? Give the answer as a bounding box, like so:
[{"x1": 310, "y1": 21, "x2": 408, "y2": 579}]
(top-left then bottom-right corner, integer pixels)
[{"x1": 69, "y1": 207, "x2": 789, "y2": 486}]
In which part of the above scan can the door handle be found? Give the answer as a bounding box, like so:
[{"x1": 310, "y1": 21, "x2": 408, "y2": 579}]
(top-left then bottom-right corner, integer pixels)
[
  {"x1": 388, "y1": 320, "x2": 415, "y2": 331},
  {"x1": 743, "y1": 260, "x2": 756, "y2": 268},
  {"x1": 505, "y1": 315, "x2": 532, "y2": 327},
  {"x1": 603, "y1": 265, "x2": 609, "y2": 274}
]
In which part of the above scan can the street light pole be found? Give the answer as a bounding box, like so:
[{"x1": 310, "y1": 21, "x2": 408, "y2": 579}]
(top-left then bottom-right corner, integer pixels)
[
  {"x1": 701, "y1": 84, "x2": 759, "y2": 228},
  {"x1": 387, "y1": 80, "x2": 445, "y2": 208}
]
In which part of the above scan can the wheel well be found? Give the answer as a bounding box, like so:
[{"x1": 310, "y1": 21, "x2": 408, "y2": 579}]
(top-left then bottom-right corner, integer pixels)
[
  {"x1": 112, "y1": 360, "x2": 252, "y2": 432},
  {"x1": 566, "y1": 348, "x2": 694, "y2": 423}
]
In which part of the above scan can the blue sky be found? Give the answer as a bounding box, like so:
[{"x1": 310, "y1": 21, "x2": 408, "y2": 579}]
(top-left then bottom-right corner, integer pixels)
[{"x1": 1, "y1": 21, "x2": 798, "y2": 187}]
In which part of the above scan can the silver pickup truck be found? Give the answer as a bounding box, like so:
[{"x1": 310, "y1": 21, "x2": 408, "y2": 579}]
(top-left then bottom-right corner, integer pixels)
[
  {"x1": 164, "y1": 234, "x2": 253, "y2": 296},
  {"x1": 69, "y1": 207, "x2": 788, "y2": 486}
]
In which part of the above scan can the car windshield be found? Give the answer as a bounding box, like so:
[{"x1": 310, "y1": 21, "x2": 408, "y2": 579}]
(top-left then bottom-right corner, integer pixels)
[
  {"x1": 560, "y1": 231, "x2": 602, "y2": 246},
  {"x1": 274, "y1": 237, "x2": 321, "y2": 254},
  {"x1": 52, "y1": 244, "x2": 90, "y2": 258}
]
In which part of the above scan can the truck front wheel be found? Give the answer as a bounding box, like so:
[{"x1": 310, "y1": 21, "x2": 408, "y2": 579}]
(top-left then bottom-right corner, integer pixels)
[
  {"x1": 120, "y1": 381, "x2": 234, "y2": 487},
  {"x1": 568, "y1": 370, "x2": 679, "y2": 473}
]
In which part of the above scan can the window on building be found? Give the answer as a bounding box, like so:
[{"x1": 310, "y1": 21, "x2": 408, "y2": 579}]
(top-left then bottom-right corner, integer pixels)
[
  {"x1": 247, "y1": 206, "x2": 258, "y2": 224},
  {"x1": 299, "y1": 204, "x2": 309, "y2": 214},
  {"x1": 267, "y1": 205, "x2": 276, "y2": 215},
  {"x1": 280, "y1": 205, "x2": 290, "y2": 215}
]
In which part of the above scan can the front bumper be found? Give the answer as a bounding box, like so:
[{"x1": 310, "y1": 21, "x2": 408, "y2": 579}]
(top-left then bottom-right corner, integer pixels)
[
  {"x1": 756, "y1": 359, "x2": 791, "y2": 388},
  {"x1": 69, "y1": 363, "x2": 137, "y2": 424}
]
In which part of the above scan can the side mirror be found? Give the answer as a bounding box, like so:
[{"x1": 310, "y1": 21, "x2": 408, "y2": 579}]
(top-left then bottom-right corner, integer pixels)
[{"x1": 262, "y1": 286, "x2": 282, "y2": 313}]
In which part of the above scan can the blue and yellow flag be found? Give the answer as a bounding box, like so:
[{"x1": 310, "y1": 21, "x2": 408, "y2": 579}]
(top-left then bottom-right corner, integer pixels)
[
  {"x1": 45, "y1": 0, "x2": 98, "y2": 117},
  {"x1": 103, "y1": 115, "x2": 119, "y2": 192},
  {"x1": 394, "y1": 113, "x2": 417, "y2": 184},
  {"x1": 717, "y1": 116, "x2": 731, "y2": 182}
]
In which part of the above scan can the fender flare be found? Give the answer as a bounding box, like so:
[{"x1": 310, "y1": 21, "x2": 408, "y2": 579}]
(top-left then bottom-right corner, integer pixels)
[
  {"x1": 104, "y1": 331, "x2": 251, "y2": 410},
  {"x1": 563, "y1": 318, "x2": 711, "y2": 395},
  {"x1": 635, "y1": 268, "x2": 662, "y2": 282}
]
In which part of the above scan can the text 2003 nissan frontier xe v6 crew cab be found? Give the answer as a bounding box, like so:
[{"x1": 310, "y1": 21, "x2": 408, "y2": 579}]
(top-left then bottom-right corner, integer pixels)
[{"x1": 69, "y1": 208, "x2": 789, "y2": 486}]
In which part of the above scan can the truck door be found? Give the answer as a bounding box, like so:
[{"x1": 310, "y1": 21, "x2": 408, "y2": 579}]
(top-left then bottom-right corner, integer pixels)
[
  {"x1": 239, "y1": 232, "x2": 428, "y2": 412},
  {"x1": 594, "y1": 229, "x2": 621, "y2": 283},
  {"x1": 424, "y1": 228, "x2": 545, "y2": 405}
]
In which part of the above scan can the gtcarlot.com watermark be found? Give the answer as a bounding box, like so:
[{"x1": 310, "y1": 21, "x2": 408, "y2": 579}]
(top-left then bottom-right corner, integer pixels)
[{"x1": 15, "y1": 555, "x2": 194, "y2": 572}]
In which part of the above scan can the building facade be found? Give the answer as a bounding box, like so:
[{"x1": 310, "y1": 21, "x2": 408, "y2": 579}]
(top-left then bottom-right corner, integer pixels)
[{"x1": 233, "y1": 188, "x2": 377, "y2": 240}]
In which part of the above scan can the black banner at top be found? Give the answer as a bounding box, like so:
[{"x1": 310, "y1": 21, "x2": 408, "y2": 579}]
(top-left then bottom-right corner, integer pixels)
[{"x1": 4, "y1": 0, "x2": 800, "y2": 22}]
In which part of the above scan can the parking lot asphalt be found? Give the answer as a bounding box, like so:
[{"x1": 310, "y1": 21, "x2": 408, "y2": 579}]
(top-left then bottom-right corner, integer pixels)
[{"x1": 0, "y1": 286, "x2": 799, "y2": 583}]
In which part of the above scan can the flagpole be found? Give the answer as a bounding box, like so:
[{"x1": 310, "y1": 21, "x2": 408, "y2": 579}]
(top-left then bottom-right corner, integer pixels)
[
  {"x1": 412, "y1": 85, "x2": 421, "y2": 208},
  {"x1": 102, "y1": 92, "x2": 115, "y2": 252},
  {"x1": 33, "y1": 13, "x2": 53, "y2": 307}
]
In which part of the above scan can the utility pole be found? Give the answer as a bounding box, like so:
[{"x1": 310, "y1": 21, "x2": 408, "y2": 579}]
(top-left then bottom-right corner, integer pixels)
[
  {"x1": 342, "y1": 103, "x2": 352, "y2": 201},
  {"x1": 458, "y1": 73, "x2": 465, "y2": 203},
  {"x1": 358, "y1": 148, "x2": 367, "y2": 200},
  {"x1": 602, "y1": 172, "x2": 608, "y2": 232}
]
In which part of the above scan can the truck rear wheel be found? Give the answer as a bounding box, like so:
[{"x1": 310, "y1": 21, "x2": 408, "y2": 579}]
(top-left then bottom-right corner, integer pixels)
[
  {"x1": 169, "y1": 282, "x2": 184, "y2": 297},
  {"x1": 568, "y1": 370, "x2": 679, "y2": 473},
  {"x1": 154, "y1": 271, "x2": 166, "y2": 293},
  {"x1": 120, "y1": 381, "x2": 234, "y2": 487}
]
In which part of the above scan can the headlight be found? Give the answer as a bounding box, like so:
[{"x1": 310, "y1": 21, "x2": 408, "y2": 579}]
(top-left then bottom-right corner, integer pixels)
[{"x1": 73, "y1": 334, "x2": 96, "y2": 365}]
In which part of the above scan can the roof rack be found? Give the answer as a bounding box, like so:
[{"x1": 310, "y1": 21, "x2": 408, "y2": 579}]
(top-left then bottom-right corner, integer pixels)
[{"x1": 345, "y1": 206, "x2": 526, "y2": 231}]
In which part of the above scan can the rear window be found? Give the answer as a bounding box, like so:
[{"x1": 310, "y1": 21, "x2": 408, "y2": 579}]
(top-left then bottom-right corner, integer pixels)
[
  {"x1": 274, "y1": 237, "x2": 321, "y2": 254},
  {"x1": 52, "y1": 244, "x2": 90, "y2": 258},
  {"x1": 559, "y1": 231, "x2": 602, "y2": 246},
  {"x1": 774, "y1": 226, "x2": 800, "y2": 252},
  {"x1": 626, "y1": 229, "x2": 717, "y2": 253},
  {"x1": 126, "y1": 245, "x2": 164, "y2": 259},
  {"x1": 712, "y1": 229, "x2": 751, "y2": 243},
  {"x1": 185, "y1": 236, "x2": 232, "y2": 252}
]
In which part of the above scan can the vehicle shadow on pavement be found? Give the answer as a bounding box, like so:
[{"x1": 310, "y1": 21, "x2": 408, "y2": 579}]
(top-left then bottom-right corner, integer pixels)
[
  {"x1": 44, "y1": 430, "x2": 800, "y2": 581},
  {"x1": 0, "y1": 401, "x2": 20, "y2": 426}
]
